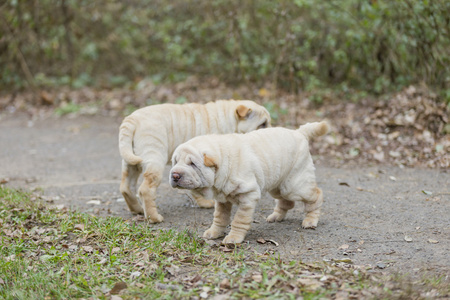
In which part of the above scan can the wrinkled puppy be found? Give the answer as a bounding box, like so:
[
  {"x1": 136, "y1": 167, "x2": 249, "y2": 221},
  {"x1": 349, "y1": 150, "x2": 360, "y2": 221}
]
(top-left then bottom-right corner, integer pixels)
[
  {"x1": 119, "y1": 100, "x2": 271, "y2": 223},
  {"x1": 170, "y1": 121, "x2": 329, "y2": 244}
]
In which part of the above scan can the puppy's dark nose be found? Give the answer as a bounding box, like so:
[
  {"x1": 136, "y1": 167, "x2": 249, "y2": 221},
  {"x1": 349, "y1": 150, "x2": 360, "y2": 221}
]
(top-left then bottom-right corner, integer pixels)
[{"x1": 172, "y1": 172, "x2": 181, "y2": 182}]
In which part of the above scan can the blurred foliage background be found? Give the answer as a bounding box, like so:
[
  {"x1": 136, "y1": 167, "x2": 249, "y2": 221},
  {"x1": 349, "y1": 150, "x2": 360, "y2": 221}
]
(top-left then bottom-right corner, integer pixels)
[{"x1": 1, "y1": 0, "x2": 449, "y2": 96}]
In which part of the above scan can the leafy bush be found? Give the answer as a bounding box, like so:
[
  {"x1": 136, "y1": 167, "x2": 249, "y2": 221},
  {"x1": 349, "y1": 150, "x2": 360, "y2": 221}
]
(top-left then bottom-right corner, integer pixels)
[{"x1": 0, "y1": 0, "x2": 448, "y2": 94}]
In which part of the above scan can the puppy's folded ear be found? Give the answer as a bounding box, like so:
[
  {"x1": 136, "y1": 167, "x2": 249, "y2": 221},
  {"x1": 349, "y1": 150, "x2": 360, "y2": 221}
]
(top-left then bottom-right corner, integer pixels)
[
  {"x1": 236, "y1": 105, "x2": 252, "y2": 119},
  {"x1": 203, "y1": 154, "x2": 218, "y2": 169}
]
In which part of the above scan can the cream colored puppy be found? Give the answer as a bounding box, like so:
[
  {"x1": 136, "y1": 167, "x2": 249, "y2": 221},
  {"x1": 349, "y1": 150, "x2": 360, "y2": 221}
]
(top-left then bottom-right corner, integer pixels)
[
  {"x1": 170, "y1": 121, "x2": 329, "y2": 244},
  {"x1": 118, "y1": 100, "x2": 271, "y2": 223}
]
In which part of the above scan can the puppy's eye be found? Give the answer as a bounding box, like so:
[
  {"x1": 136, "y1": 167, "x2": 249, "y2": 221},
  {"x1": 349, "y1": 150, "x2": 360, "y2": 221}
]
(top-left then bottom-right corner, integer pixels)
[{"x1": 257, "y1": 121, "x2": 267, "y2": 129}]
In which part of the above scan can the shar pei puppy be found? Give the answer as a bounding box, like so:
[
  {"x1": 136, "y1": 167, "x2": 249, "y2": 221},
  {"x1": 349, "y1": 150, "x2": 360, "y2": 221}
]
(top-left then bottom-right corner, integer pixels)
[
  {"x1": 170, "y1": 121, "x2": 329, "y2": 244},
  {"x1": 118, "y1": 100, "x2": 271, "y2": 223}
]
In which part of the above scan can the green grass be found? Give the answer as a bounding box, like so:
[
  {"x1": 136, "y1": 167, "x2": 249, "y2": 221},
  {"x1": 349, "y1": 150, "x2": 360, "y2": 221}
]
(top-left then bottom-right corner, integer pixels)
[{"x1": 0, "y1": 187, "x2": 447, "y2": 299}]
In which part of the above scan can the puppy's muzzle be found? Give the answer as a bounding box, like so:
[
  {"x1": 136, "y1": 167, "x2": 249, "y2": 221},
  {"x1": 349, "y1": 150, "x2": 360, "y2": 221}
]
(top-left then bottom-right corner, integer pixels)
[
  {"x1": 170, "y1": 172, "x2": 182, "y2": 187},
  {"x1": 172, "y1": 172, "x2": 181, "y2": 182}
]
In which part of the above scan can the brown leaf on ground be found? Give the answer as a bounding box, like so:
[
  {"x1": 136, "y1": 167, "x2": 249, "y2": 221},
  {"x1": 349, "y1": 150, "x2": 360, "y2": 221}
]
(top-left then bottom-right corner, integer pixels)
[
  {"x1": 219, "y1": 278, "x2": 230, "y2": 289},
  {"x1": 266, "y1": 239, "x2": 279, "y2": 246},
  {"x1": 219, "y1": 246, "x2": 234, "y2": 253},
  {"x1": 165, "y1": 265, "x2": 180, "y2": 276},
  {"x1": 297, "y1": 278, "x2": 323, "y2": 291},
  {"x1": 251, "y1": 273, "x2": 263, "y2": 283},
  {"x1": 82, "y1": 245, "x2": 93, "y2": 253},
  {"x1": 110, "y1": 281, "x2": 127, "y2": 295},
  {"x1": 73, "y1": 224, "x2": 85, "y2": 231},
  {"x1": 188, "y1": 274, "x2": 202, "y2": 284}
]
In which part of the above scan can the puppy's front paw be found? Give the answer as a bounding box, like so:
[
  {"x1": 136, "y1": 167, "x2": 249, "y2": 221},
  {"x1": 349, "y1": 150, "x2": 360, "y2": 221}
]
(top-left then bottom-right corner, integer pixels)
[
  {"x1": 203, "y1": 227, "x2": 224, "y2": 240},
  {"x1": 266, "y1": 212, "x2": 285, "y2": 223},
  {"x1": 222, "y1": 233, "x2": 244, "y2": 245},
  {"x1": 147, "y1": 213, "x2": 164, "y2": 224},
  {"x1": 301, "y1": 217, "x2": 318, "y2": 229}
]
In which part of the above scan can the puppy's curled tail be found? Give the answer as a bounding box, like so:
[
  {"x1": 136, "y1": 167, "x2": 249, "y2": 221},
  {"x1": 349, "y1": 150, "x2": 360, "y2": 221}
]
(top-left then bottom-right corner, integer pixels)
[
  {"x1": 298, "y1": 121, "x2": 329, "y2": 140},
  {"x1": 118, "y1": 118, "x2": 143, "y2": 165}
]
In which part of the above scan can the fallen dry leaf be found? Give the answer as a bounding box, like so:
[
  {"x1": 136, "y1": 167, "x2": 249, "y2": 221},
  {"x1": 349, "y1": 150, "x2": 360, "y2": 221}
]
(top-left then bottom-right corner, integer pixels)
[
  {"x1": 5, "y1": 255, "x2": 15, "y2": 262},
  {"x1": 86, "y1": 200, "x2": 101, "y2": 205},
  {"x1": 165, "y1": 265, "x2": 179, "y2": 276},
  {"x1": 99, "y1": 258, "x2": 107, "y2": 265},
  {"x1": 332, "y1": 258, "x2": 353, "y2": 263},
  {"x1": 335, "y1": 291, "x2": 350, "y2": 300},
  {"x1": 219, "y1": 246, "x2": 234, "y2": 253},
  {"x1": 40, "y1": 90, "x2": 54, "y2": 105},
  {"x1": 189, "y1": 274, "x2": 202, "y2": 284},
  {"x1": 219, "y1": 278, "x2": 230, "y2": 289},
  {"x1": 110, "y1": 281, "x2": 127, "y2": 295},
  {"x1": 74, "y1": 224, "x2": 85, "y2": 231},
  {"x1": 297, "y1": 278, "x2": 322, "y2": 291},
  {"x1": 82, "y1": 245, "x2": 94, "y2": 253},
  {"x1": 155, "y1": 282, "x2": 178, "y2": 290},
  {"x1": 256, "y1": 238, "x2": 267, "y2": 244},
  {"x1": 252, "y1": 273, "x2": 263, "y2": 283},
  {"x1": 376, "y1": 262, "x2": 387, "y2": 269},
  {"x1": 404, "y1": 236, "x2": 413, "y2": 242},
  {"x1": 389, "y1": 151, "x2": 401, "y2": 158},
  {"x1": 203, "y1": 239, "x2": 219, "y2": 247},
  {"x1": 428, "y1": 239, "x2": 439, "y2": 244},
  {"x1": 281, "y1": 269, "x2": 294, "y2": 279},
  {"x1": 339, "y1": 244, "x2": 349, "y2": 250},
  {"x1": 266, "y1": 239, "x2": 279, "y2": 246}
]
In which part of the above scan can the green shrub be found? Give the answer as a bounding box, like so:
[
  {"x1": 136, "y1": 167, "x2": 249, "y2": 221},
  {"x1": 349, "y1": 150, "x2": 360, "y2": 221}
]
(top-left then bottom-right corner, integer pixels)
[{"x1": 0, "y1": 0, "x2": 448, "y2": 94}]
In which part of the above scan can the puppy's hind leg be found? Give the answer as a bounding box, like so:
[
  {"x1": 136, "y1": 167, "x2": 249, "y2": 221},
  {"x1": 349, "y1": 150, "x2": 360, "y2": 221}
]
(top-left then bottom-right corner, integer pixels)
[
  {"x1": 120, "y1": 161, "x2": 144, "y2": 214},
  {"x1": 138, "y1": 163, "x2": 165, "y2": 223},
  {"x1": 301, "y1": 187, "x2": 323, "y2": 229},
  {"x1": 266, "y1": 198, "x2": 295, "y2": 223}
]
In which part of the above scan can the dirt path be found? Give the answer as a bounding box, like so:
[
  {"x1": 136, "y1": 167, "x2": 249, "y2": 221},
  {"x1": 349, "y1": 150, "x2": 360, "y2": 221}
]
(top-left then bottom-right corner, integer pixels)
[{"x1": 1, "y1": 113, "x2": 448, "y2": 279}]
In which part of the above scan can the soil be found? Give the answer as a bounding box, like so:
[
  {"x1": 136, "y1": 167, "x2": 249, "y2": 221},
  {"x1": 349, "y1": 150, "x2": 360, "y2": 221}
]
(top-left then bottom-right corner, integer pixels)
[{"x1": 1, "y1": 112, "x2": 448, "y2": 280}]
